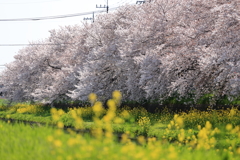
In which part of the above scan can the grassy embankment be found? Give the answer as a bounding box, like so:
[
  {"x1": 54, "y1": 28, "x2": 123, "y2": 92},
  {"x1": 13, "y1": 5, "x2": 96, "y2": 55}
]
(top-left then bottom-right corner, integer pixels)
[{"x1": 1, "y1": 93, "x2": 240, "y2": 159}]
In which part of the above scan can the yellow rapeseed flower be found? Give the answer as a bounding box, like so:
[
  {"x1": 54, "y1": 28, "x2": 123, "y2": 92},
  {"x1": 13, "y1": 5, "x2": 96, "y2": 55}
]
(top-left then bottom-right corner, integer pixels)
[
  {"x1": 178, "y1": 129, "x2": 185, "y2": 142},
  {"x1": 53, "y1": 140, "x2": 62, "y2": 147},
  {"x1": 205, "y1": 121, "x2": 212, "y2": 130},
  {"x1": 236, "y1": 147, "x2": 240, "y2": 154},
  {"x1": 176, "y1": 116, "x2": 184, "y2": 128},
  {"x1": 209, "y1": 137, "x2": 216, "y2": 146},
  {"x1": 107, "y1": 99, "x2": 116, "y2": 111},
  {"x1": 226, "y1": 124, "x2": 233, "y2": 131},
  {"x1": 91, "y1": 128, "x2": 103, "y2": 139},
  {"x1": 198, "y1": 125, "x2": 201, "y2": 130},
  {"x1": 58, "y1": 109, "x2": 65, "y2": 116},
  {"x1": 67, "y1": 138, "x2": 76, "y2": 146},
  {"x1": 88, "y1": 93, "x2": 97, "y2": 105},
  {"x1": 113, "y1": 117, "x2": 124, "y2": 124},
  {"x1": 50, "y1": 108, "x2": 58, "y2": 114},
  {"x1": 121, "y1": 133, "x2": 129, "y2": 144},
  {"x1": 70, "y1": 110, "x2": 78, "y2": 119},
  {"x1": 137, "y1": 136, "x2": 146, "y2": 145},
  {"x1": 93, "y1": 101, "x2": 103, "y2": 114},
  {"x1": 112, "y1": 90, "x2": 122, "y2": 100},
  {"x1": 198, "y1": 128, "x2": 208, "y2": 140},
  {"x1": 120, "y1": 110, "x2": 130, "y2": 119},
  {"x1": 55, "y1": 129, "x2": 63, "y2": 136},
  {"x1": 57, "y1": 122, "x2": 64, "y2": 129},
  {"x1": 47, "y1": 135, "x2": 54, "y2": 142},
  {"x1": 229, "y1": 108, "x2": 236, "y2": 117}
]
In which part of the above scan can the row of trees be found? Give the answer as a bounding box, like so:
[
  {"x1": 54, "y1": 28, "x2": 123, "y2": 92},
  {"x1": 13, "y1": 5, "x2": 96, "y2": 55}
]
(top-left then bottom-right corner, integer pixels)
[{"x1": 0, "y1": 0, "x2": 239, "y2": 105}]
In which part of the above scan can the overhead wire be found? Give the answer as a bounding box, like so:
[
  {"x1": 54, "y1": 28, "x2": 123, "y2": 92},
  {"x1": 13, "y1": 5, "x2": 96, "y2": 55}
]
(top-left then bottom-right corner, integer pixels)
[
  {"x1": 111, "y1": 0, "x2": 135, "y2": 8},
  {"x1": 0, "y1": 1, "x2": 134, "y2": 47},
  {"x1": 0, "y1": 43, "x2": 75, "y2": 46},
  {"x1": 0, "y1": 0, "x2": 61, "y2": 4},
  {"x1": 0, "y1": 5, "x2": 121, "y2": 46},
  {"x1": 0, "y1": 10, "x2": 106, "y2": 21},
  {"x1": 0, "y1": 5, "x2": 122, "y2": 21}
]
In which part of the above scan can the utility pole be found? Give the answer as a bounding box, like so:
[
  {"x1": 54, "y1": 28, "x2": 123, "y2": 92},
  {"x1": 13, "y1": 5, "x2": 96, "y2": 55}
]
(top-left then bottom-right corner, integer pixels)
[
  {"x1": 96, "y1": 0, "x2": 109, "y2": 13},
  {"x1": 136, "y1": 1, "x2": 145, "y2": 4},
  {"x1": 83, "y1": 12, "x2": 94, "y2": 23}
]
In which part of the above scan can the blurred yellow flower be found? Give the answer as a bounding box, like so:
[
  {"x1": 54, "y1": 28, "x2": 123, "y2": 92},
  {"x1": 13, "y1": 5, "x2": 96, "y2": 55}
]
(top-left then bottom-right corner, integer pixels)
[
  {"x1": 93, "y1": 101, "x2": 103, "y2": 114},
  {"x1": 88, "y1": 93, "x2": 97, "y2": 105},
  {"x1": 57, "y1": 122, "x2": 64, "y2": 129},
  {"x1": 54, "y1": 140, "x2": 62, "y2": 147},
  {"x1": 226, "y1": 124, "x2": 233, "y2": 131}
]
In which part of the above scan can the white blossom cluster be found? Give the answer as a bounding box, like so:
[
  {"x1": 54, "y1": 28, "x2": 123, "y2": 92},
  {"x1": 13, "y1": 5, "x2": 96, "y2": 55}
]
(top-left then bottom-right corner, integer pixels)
[{"x1": 0, "y1": 0, "x2": 239, "y2": 105}]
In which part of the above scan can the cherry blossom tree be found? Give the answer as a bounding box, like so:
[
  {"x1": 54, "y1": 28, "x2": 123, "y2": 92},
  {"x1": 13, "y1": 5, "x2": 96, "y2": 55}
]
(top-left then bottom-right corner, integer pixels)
[
  {"x1": 1, "y1": 0, "x2": 239, "y2": 105},
  {"x1": 0, "y1": 25, "x2": 90, "y2": 103}
]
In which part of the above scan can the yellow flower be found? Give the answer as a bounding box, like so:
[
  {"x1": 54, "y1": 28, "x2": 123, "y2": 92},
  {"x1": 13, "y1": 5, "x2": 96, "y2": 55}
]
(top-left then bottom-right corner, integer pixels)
[
  {"x1": 47, "y1": 136, "x2": 54, "y2": 142},
  {"x1": 138, "y1": 116, "x2": 151, "y2": 128},
  {"x1": 50, "y1": 108, "x2": 57, "y2": 114},
  {"x1": 121, "y1": 110, "x2": 130, "y2": 119},
  {"x1": 112, "y1": 90, "x2": 122, "y2": 100},
  {"x1": 229, "y1": 108, "x2": 236, "y2": 117},
  {"x1": 88, "y1": 93, "x2": 97, "y2": 105},
  {"x1": 205, "y1": 121, "x2": 212, "y2": 130},
  {"x1": 198, "y1": 128, "x2": 208, "y2": 139},
  {"x1": 113, "y1": 117, "x2": 124, "y2": 124},
  {"x1": 57, "y1": 122, "x2": 64, "y2": 129},
  {"x1": 137, "y1": 136, "x2": 146, "y2": 145},
  {"x1": 93, "y1": 101, "x2": 103, "y2": 114},
  {"x1": 236, "y1": 148, "x2": 240, "y2": 154},
  {"x1": 178, "y1": 129, "x2": 185, "y2": 142},
  {"x1": 226, "y1": 124, "x2": 233, "y2": 131},
  {"x1": 188, "y1": 129, "x2": 193, "y2": 133},
  {"x1": 53, "y1": 140, "x2": 62, "y2": 147},
  {"x1": 107, "y1": 99, "x2": 116, "y2": 111},
  {"x1": 58, "y1": 109, "x2": 65, "y2": 116},
  {"x1": 121, "y1": 133, "x2": 129, "y2": 144},
  {"x1": 67, "y1": 138, "x2": 76, "y2": 146},
  {"x1": 197, "y1": 125, "x2": 201, "y2": 130},
  {"x1": 112, "y1": 90, "x2": 122, "y2": 106},
  {"x1": 209, "y1": 137, "x2": 216, "y2": 145},
  {"x1": 175, "y1": 116, "x2": 184, "y2": 128}
]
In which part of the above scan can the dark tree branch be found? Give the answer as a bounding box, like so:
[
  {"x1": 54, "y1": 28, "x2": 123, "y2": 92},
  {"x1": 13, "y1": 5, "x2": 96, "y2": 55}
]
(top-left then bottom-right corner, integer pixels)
[{"x1": 46, "y1": 59, "x2": 61, "y2": 70}]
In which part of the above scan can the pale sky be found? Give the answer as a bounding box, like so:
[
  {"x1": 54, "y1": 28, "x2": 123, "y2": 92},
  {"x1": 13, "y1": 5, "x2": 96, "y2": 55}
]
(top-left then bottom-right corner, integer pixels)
[{"x1": 0, "y1": 0, "x2": 136, "y2": 72}]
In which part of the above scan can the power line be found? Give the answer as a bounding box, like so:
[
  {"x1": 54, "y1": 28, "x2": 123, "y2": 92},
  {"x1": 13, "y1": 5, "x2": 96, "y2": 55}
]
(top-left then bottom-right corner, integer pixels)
[
  {"x1": 0, "y1": 6, "x2": 122, "y2": 47},
  {"x1": 0, "y1": 6, "x2": 121, "y2": 22},
  {"x1": 0, "y1": 43, "x2": 75, "y2": 47},
  {"x1": 111, "y1": 0, "x2": 134, "y2": 7},
  {"x1": 0, "y1": 9, "x2": 107, "y2": 21},
  {"x1": 0, "y1": 0, "x2": 61, "y2": 4}
]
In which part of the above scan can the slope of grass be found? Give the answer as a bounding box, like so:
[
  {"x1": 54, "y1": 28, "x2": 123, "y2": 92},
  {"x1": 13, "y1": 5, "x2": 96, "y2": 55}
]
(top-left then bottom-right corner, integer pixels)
[
  {"x1": 1, "y1": 93, "x2": 240, "y2": 160},
  {"x1": 0, "y1": 120, "x2": 237, "y2": 160}
]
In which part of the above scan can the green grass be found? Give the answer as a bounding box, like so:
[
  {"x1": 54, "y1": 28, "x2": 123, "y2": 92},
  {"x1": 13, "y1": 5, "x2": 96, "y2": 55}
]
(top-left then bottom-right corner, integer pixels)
[
  {"x1": 0, "y1": 121, "x2": 56, "y2": 160},
  {"x1": 1, "y1": 99, "x2": 240, "y2": 159},
  {"x1": 0, "y1": 120, "x2": 237, "y2": 160}
]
